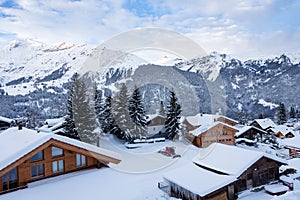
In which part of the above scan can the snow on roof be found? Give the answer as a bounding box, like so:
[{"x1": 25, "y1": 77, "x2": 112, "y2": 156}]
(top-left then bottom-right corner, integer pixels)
[
  {"x1": 216, "y1": 116, "x2": 239, "y2": 124},
  {"x1": 145, "y1": 114, "x2": 165, "y2": 123},
  {"x1": 0, "y1": 127, "x2": 120, "y2": 171},
  {"x1": 163, "y1": 163, "x2": 236, "y2": 197},
  {"x1": 282, "y1": 135, "x2": 300, "y2": 149},
  {"x1": 185, "y1": 113, "x2": 215, "y2": 126},
  {"x1": 185, "y1": 113, "x2": 238, "y2": 127},
  {"x1": 190, "y1": 121, "x2": 238, "y2": 136},
  {"x1": 193, "y1": 143, "x2": 286, "y2": 177},
  {"x1": 264, "y1": 184, "x2": 289, "y2": 194},
  {"x1": 251, "y1": 118, "x2": 276, "y2": 130},
  {"x1": 270, "y1": 125, "x2": 295, "y2": 136},
  {"x1": 45, "y1": 117, "x2": 65, "y2": 127},
  {"x1": 0, "y1": 116, "x2": 14, "y2": 123},
  {"x1": 235, "y1": 126, "x2": 267, "y2": 137}
]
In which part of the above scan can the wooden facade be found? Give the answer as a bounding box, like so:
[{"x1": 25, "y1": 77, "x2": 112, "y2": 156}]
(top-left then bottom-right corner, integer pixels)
[
  {"x1": 193, "y1": 124, "x2": 237, "y2": 148},
  {"x1": 147, "y1": 115, "x2": 165, "y2": 127},
  {"x1": 168, "y1": 181, "x2": 235, "y2": 200},
  {"x1": 0, "y1": 138, "x2": 120, "y2": 194},
  {"x1": 216, "y1": 117, "x2": 238, "y2": 127},
  {"x1": 235, "y1": 127, "x2": 267, "y2": 140},
  {"x1": 235, "y1": 157, "x2": 281, "y2": 192}
]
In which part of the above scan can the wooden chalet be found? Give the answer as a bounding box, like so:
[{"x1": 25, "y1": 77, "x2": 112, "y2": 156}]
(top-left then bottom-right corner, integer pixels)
[
  {"x1": 235, "y1": 126, "x2": 267, "y2": 140},
  {"x1": 0, "y1": 116, "x2": 14, "y2": 131},
  {"x1": 163, "y1": 163, "x2": 236, "y2": 200},
  {"x1": 269, "y1": 125, "x2": 295, "y2": 138},
  {"x1": 250, "y1": 118, "x2": 276, "y2": 132},
  {"x1": 191, "y1": 122, "x2": 238, "y2": 148},
  {"x1": 282, "y1": 136, "x2": 300, "y2": 158},
  {"x1": 193, "y1": 143, "x2": 287, "y2": 193},
  {"x1": 146, "y1": 114, "x2": 165, "y2": 135},
  {"x1": 216, "y1": 116, "x2": 238, "y2": 127},
  {"x1": 0, "y1": 127, "x2": 121, "y2": 194}
]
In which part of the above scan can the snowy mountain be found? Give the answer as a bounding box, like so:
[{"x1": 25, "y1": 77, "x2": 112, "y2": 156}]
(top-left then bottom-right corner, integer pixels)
[{"x1": 1, "y1": 39, "x2": 300, "y2": 122}]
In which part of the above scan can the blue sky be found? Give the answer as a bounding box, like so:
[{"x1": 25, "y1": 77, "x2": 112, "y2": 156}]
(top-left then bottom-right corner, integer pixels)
[{"x1": 0, "y1": 0, "x2": 300, "y2": 59}]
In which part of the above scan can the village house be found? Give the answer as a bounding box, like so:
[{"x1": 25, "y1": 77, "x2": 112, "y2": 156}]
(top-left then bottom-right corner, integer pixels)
[
  {"x1": 235, "y1": 126, "x2": 267, "y2": 141},
  {"x1": 281, "y1": 136, "x2": 300, "y2": 158},
  {"x1": 193, "y1": 143, "x2": 287, "y2": 193},
  {"x1": 269, "y1": 125, "x2": 295, "y2": 138},
  {"x1": 191, "y1": 122, "x2": 239, "y2": 148},
  {"x1": 0, "y1": 116, "x2": 14, "y2": 131},
  {"x1": 160, "y1": 143, "x2": 286, "y2": 200},
  {"x1": 0, "y1": 127, "x2": 121, "y2": 194},
  {"x1": 38, "y1": 117, "x2": 66, "y2": 135},
  {"x1": 250, "y1": 118, "x2": 276, "y2": 133},
  {"x1": 163, "y1": 162, "x2": 237, "y2": 200},
  {"x1": 146, "y1": 114, "x2": 165, "y2": 136}
]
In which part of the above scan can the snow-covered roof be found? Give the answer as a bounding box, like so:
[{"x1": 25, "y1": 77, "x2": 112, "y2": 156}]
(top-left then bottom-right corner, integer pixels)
[
  {"x1": 270, "y1": 125, "x2": 295, "y2": 136},
  {"x1": 193, "y1": 143, "x2": 286, "y2": 177},
  {"x1": 184, "y1": 113, "x2": 215, "y2": 126},
  {"x1": 45, "y1": 117, "x2": 65, "y2": 127},
  {"x1": 251, "y1": 118, "x2": 276, "y2": 130},
  {"x1": 216, "y1": 116, "x2": 239, "y2": 124},
  {"x1": 0, "y1": 127, "x2": 120, "y2": 171},
  {"x1": 145, "y1": 114, "x2": 165, "y2": 123},
  {"x1": 163, "y1": 163, "x2": 236, "y2": 197},
  {"x1": 235, "y1": 126, "x2": 267, "y2": 137},
  {"x1": 281, "y1": 135, "x2": 300, "y2": 149},
  {"x1": 190, "y1": 121, "x2": 238, "y2": 136},
  {"x1": 0, "y1": 116, "x2": 14, "y2": 123}
]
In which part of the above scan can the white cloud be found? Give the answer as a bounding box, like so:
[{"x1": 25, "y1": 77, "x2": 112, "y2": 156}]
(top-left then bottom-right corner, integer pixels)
[{"x1": 0, "y1": 0, "x2": 299, "y2": 59}]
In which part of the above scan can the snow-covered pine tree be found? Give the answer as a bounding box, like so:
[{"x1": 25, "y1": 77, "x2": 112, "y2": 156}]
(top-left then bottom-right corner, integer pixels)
[
  {"x1": 95, "y1": 89, "x2": 105, "y2": 130},
  {"x1": 277, "y1": 102, "x2": 287, "y2": 125},
  {"x1": 128, "y1": 86, "x2": 147, "y2": 138},
  {"x1": 164, "y1": 89, "x2": 182, "y2": 140},
  {"x1": 112, "y1": 83, "x2": 133, "y2": 142},
  {"x1": 63, "y1": 73, "x2": 80, "y2": 140},
  {"x1": 103, "y1": 96, "x2": 120, "y2": 135},
  {"x1": 290, "y1": 106, "x2": 295, "y2": 119},
  {"x1": 296, "y1": 110, "x2": 300, "y2": 121},
  {"x1": 71, "y1": 75, "x2": 97, "y2": 144}
]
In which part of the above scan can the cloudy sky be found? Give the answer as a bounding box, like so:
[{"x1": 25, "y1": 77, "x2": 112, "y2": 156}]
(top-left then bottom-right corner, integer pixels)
[{"x1": 0, "y1": 0, "x2": 300, "y2": 60}]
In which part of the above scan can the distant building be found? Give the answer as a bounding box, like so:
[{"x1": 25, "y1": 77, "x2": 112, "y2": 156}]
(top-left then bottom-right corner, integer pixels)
[
  {"x1": 0, "y1": 116, "x2": 14, "y2": 131},
  {"x1": 250, "y1": 118, "x2": 276, "y2": 132},
  {"x1": 0, "y1": 127, "x2": 120, "y2": 194},
  {"x1": 191, "y1": 122, "x2": 238, "y2": 148},
  {"x1": 269, "y1": 125, "x2": 295, "y2": 138},
  {"x1": 146, "y1": 114, "x2": 165, "y2": 136},
  {"x1": 235, "y1": 126, "x2": 267, "y2": 140},
  {"x1": 182, "y1": 114, "x2": 239, "y2": 148}
]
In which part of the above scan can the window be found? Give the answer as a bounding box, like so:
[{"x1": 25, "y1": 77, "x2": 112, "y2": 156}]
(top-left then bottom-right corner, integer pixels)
[
  {"x1": 2, "y1": 167, "x2": 18, "y2": 191},
  {"x1": 30, "y1": 150, "x2": 44, "y2": 162},
  {"x1": 76, "y1": 154, "x2": 87, "y2": 167},
  {"x1": 52, "y1": 160, "x2": 64, "y2": 173},
  {"x1": 52, "y1": 146, "x2": 63, "y2": 158},
  {"x1": 31, "y1": 164, "x2": 44, "y2": 178},
  {"x1": 222, "y1": 130, "x2": 228, "y2": 135}
]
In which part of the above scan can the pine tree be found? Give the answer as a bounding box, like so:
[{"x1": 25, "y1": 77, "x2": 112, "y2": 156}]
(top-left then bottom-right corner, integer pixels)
[
  {"x1": 159, "y1": 101, "x2": 166, "y2": 117},
  {"x1": 112, "y1": 83, "x2": 133, "y2": 141},
  {"x1": 103, "y1": 96, "x2": 120, "y2": 135},
  {"x1": 164, "y1": 89, "x2": 182, "y2": 140},
  {"x1": 296, "y1": 110, "x2": 300, "y2": 121},
  {"x1": 95, "y1": 89, "x2": 105, "y2": 130},
  {"x1": 63, "y1": 74, "x2": 80, "y2": 140},
  {"x1": 290, "y1": 107, "x2": 296, "y2": 118},
  {"x1": 277, "y1": 102, "x2": 287, "y2": 125},
  {"x1": 73, "y1": 78, "x2": 98, "y2": 144},
  {"x1": 128, "y1": 86, "x2": 147, "y2": 138}
]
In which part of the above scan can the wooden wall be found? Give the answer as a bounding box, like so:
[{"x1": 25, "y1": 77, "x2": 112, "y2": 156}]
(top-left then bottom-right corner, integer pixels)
[
  {"x1": 195, "y1": 124, "x2": 236, "y2": 148},
  {"x1": 1, "y1": 143, "x2": 100, "y2": 194},
  {"x1": 235, "y1": 157, "x2": 281, "y2": 192}
]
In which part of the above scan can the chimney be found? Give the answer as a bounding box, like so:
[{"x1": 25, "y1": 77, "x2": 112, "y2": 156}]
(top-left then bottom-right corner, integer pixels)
[{"x1": 18, "y1": 123, "x2": 22, "y2": 130}]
